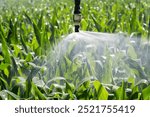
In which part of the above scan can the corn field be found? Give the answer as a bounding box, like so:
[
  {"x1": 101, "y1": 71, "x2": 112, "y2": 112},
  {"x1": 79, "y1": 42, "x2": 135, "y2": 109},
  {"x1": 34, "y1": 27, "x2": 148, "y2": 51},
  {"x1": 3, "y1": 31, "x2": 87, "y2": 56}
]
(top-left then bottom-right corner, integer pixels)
[{"x1": 0, "y1": 0, "x2": 150, "y2": 100}]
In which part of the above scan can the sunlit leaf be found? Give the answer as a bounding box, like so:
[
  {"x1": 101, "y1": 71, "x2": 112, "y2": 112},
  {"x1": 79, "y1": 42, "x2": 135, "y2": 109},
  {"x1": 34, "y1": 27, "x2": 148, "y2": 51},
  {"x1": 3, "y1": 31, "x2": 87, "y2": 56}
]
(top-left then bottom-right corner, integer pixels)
[
  {"x1": 142, "y1": 85, "x2": 150, "y2": 100},
  {"x1": 93, "y1": 80, "x2": 108, "y2": 100}
]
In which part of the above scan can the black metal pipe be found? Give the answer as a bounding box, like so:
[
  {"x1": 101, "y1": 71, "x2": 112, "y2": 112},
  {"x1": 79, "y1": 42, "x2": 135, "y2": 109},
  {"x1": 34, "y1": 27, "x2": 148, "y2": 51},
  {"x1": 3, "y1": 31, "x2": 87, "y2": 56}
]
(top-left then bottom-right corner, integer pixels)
[
  {"x1": 74, "y1": 0, "x2": 81, "y2": 32},
  {"x1": 74, "y1": 0, "x2": 81, "y2": 14}
]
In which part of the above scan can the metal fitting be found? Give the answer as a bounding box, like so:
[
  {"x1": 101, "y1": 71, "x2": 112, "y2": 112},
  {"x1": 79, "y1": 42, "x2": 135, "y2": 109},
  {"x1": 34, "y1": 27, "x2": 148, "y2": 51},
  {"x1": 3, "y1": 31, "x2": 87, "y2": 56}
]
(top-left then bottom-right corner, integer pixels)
[{"x1": 73, "y1": 14, "x2": 81, "y2": 25}]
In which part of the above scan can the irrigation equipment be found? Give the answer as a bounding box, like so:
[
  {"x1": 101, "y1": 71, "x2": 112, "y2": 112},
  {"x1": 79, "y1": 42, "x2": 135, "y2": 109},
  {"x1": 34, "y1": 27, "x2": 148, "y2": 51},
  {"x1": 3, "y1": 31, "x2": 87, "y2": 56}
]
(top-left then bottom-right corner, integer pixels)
[
  {"x1": 46, "y1": 0, "x2": 150, "y2": 86},
  {"x1": 73, "y1": 0, "x2": 81, "y2": 32}
]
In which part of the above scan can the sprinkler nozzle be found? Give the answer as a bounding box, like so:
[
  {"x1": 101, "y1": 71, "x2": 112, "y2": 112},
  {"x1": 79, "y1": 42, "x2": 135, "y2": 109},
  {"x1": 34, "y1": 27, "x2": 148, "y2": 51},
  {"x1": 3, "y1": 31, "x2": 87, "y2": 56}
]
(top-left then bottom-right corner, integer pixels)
[{"x1": 73, "y1": 14, "x2": 81, "y2": 32}]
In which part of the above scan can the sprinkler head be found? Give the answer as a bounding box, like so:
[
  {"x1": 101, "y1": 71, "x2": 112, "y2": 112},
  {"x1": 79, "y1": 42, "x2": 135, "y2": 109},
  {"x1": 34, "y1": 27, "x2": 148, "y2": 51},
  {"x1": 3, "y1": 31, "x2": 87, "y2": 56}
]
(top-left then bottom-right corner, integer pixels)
[
  {"x1": 73, "y1": 0, "x2": 81, "y2": 32},
  {"x1": 73, "y1": 14, "x2": 81, "y2": 32}
]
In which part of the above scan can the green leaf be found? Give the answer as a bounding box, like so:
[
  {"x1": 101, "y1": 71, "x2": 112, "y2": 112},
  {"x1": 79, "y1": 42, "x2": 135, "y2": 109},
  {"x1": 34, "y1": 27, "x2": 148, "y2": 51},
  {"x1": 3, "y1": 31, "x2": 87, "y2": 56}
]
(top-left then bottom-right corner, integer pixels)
[
  {"x1": 125, "y1": 58, "x2": 148, "y2": 80},
  {"x1": 115, "y1": 81, "x2": 127, "y2": 100},
  {"x1": 81, "y1": 19, "x2": 88, "y2": 30},
  {"x1": 46, "y1": 77, "x2": 67, "y2": 86},
  {"x1": 93, "y1": 80, "x2": 108, "y2": 100},
  {"x1": 130, "y1": 86, "x2": 140, "y2": 100},
  {"x1": 77, "y1": 80, "x2": 90, "y2": 93},
  {"x1": 7, "y1": 19, "x2": 18, "y2": 44},
  {"x1": 77, "y1": 77, "x2": 95, "y2": 89},
  {"x1": 0, "y1": 55, "x2": 4, "y2": 61},
  {"x1": 4, "y1": 68, "x2": 9, "y2": 77},
  {"x1": 127, "y1": 77, "x2": 135, "y2": 88},
  {"x1": 31, "y1": 82, "x2": 47, "y2": 100},
  {"x1": 0, "y1": 77, "x2": 9, "y2": 89},
  {"x1": 142, "y1": 85, "x2": 150, "y2": 100},
  {"x1": 0, "y1": 32, "x2": 11, "y2": 64},
  {"x1": 37, "y1": 11, "x2": 44, "y2": 30},
  {"x1": 20, "y1": 34, "x2": 28, "y2": 53},
  {"x1": 0, "y1": 63, "x2": 10, "y2": 70},
  {"x1": 25, "y1": 53, "x2": 33, "y2": 62},
  {"x1": 33, "y1": 20, "x2": 41, "y2": 47},
  {"x1": 11, "y1": 44, "x2": 22, "y2": 57},
  {"x1": 65, "y1": 81, "x2": 75, "y2": 93},
  {"x1": 25, "y1": 66, "x2": 41, "y2": 98},
  {"x1": 3, "y1": 90, "x2": 20, "y2": 100},
  {"x1": 127, "y1": 45, "x2": 137, "y2": 59},
  {"x1": 135, "y1": 79, "x2": 149, "y2": 92},
  {"x1": 75, "y1": 81, "x2": 91, "y2": 100},
  {"x1": 0, "y1": 91, "x2": 6, "y2": 100},
  {"x1": 91, "y1": 15, "x2": 101, "y2": 32}
]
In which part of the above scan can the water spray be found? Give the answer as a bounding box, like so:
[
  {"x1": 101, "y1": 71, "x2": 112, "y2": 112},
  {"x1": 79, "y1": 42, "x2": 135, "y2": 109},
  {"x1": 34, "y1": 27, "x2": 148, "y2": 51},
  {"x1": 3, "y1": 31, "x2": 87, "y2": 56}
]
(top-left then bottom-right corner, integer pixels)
[
  {"x1": 73, "y1": 0, "x2": 81, "y2": 32},
  {"x1": 48, "y1": 0, "x2": 150, "y2": 85}
]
